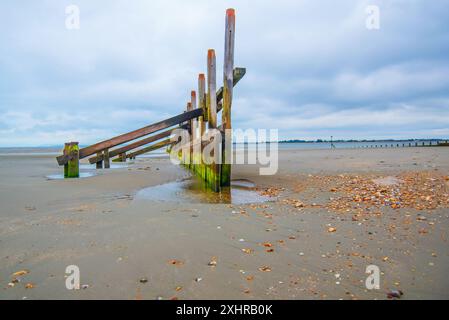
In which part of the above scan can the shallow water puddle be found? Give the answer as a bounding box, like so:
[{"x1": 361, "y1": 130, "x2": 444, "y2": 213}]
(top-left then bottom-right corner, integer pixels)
[
  {"x1": 46, "y1": 172, "x2": 97, "y2": 180},
  {"x1": 79, "y1": 163, "x2": 129, "y2": 170},
  {"x1": 135, "y1": 178, "x2": 273, "y2": 204},
  {"x1": 46, "y1": 163, "x2": 128, "y2": 180}
]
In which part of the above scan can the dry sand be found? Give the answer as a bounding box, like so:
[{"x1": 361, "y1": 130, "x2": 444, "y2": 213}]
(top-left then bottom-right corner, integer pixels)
[{"x1": 1, "y1": 147, "x2": 449, "y2": 299}]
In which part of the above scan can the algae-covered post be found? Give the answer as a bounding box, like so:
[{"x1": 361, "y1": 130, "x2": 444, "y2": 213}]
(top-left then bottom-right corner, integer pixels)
[
  {"x1": 221, "y1": 8, "x2": 235, "y2": 187},
  {"x1": 64, "y1": 142, "x2": 79, "y2": 178},
  {"x1": 191, "y1": 90, "x2": 199, "y2": 173},
  {"x1": 207, "y1": 49, "x2": 221, "y2": 191},
  {"x1": 187, "y1": 102, "x2": 193, "y2": 168},
  {"x1": 88, "y1": 126, "x2": 187, "y2": 164},
  {"x1": 198, "y1": 73, "x2": 206, "y2": 180}
]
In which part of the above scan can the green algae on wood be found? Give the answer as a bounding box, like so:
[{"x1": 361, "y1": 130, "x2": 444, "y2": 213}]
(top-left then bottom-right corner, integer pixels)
[
  {"x1": 64, "y1": 142, "x2": 79, "y2": 178},
  {"x1": 206, "y1": 49, "x2": 221, "y2": 192},
  {"x1": 221, "y1": 8, "x2": 235, "y2": 187}
]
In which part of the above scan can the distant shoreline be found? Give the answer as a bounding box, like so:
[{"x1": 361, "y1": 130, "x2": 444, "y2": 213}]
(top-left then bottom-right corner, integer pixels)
[{"x1": 0, "y1": 138, "x2": 448, "y2": 149}]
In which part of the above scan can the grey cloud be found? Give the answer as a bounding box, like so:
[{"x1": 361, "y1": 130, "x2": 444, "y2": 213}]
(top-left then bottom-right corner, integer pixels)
[{"x1": 0, "y1": 0, "x2": 448, "y2": 146}]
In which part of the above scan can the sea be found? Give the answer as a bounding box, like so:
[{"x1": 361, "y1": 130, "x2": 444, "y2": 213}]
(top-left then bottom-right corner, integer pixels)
[{"x1": 0, "y1": 140, "x2": 443, "y2": 158}]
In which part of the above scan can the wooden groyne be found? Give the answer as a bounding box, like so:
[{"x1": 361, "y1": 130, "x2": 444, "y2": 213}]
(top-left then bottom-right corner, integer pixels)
[
  {"x1": 56, "y1": 9, "x2": 244, "y2": 192},
  {"x1": 355, "y1": 140, "x2": 448, "y2": 149}
]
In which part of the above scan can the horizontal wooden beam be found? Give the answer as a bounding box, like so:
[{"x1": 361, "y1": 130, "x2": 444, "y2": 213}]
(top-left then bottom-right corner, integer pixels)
[
  {"x1": 56, "y1": 67, "x2": 246, "y2": 166},
  {"x1": 126, "y1": 138, "x2": 173, "y2": 159},
  {"x1": 56, "y1": 108, "x2": 202, "y2": 165},
  {"x1": 88, "y1": 124, "x2": 187, "y2": 164}
]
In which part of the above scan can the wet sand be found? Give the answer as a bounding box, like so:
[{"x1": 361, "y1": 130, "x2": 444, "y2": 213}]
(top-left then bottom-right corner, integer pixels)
[{"x1": 1, "y1": 147, "x2": 449, "y2": 299}]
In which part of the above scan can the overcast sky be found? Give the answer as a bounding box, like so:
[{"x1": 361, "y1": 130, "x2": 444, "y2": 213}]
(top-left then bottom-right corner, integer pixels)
[{"x1": 1, "y1": 0, "x2": 448, "y2": 146}]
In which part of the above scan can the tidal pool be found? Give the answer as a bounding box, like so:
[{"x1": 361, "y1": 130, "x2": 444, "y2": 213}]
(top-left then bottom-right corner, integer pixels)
[
  {"x1": 135, "y1": 177, "x2": 273, "y2": 204},
  {"x1": 46, "y1": 172, "x2": 97, "y2": 180}
]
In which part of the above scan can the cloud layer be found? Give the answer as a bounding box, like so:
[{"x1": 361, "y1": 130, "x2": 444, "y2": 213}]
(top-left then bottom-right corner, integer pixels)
[{"x1": 0, "y1": 0, "x2": 448, "y2": 146}]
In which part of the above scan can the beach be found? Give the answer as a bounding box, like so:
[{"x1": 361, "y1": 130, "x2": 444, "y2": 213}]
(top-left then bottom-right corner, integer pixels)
[{"x1": 1, "y1": 146, "x2": 449, "y2": 299}]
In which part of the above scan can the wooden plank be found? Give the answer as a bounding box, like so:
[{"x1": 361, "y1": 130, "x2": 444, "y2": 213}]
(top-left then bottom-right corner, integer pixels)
[
  {"x1": 56, "y1": 108, "x2": 203, "y2": 165},
  {"x1": 126, "y1": 138, "x2": 173, "y2": 159},
  {"x1": 88, "y1": 125, "x2": 187, "y2": 164},
  {"x1": 221, "y1": 8, "x2": 235, "y2": 187},
  {"x1": 56, "y1": 68, "x2": 245, "y2": 166}
]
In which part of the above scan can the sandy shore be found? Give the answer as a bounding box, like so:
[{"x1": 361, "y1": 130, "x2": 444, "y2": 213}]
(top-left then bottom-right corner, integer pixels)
[{"x1": 1, "y1": 147, "x2": 449, "y2": 299}]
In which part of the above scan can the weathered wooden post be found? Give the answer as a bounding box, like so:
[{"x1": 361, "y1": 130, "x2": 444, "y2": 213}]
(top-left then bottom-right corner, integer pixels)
[
  {"x1": 104, "y1": 149, "x2": 110, "y2": 169},
  {"x1": 198, "y1": 73, "x2": 206, "y2": 180},
  {"x1": 187, "y1": 102, "x2": 193, "y2": 168},
  {"x1": 191, "y1": 91, "x2": 198, "y2": 173},
  {"x1": 206, "y1": 49, "x2": 221, "y2": 191},
  {"x1": 221, "y1": 8, "x2": 235, "y2": 187},
  {"x1": 64, "y1": 142, "x2": 79, "y2": 178}
]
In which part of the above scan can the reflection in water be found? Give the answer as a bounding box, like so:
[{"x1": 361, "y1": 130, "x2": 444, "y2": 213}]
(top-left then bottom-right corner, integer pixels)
[
  {"x1": 79, "y1": 163, "x2": 128, "y2": 170},
  {"x1": 46, "y1": 172, "x2": 96, "y2": 180},
  {"x1": 135, "y1": 177, "x2": 273, "y2": 204}
]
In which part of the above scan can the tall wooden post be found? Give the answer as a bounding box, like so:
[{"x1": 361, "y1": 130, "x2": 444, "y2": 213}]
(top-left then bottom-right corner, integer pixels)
[
  {"x1": 187, "y1": 102, "x2": 193, "y2": 168},
  {"x1": 207, "y1": 49, "x2": 221, "y2": 191},
  {"x1": 64, "y1": 142, "x2": 79, "y2": 178},
  {"x1": 198, "y1": 73, "x2": 207, "y2": 180},
  {"x1": 104, "y1": 149, "x2": 110, "y2": 169},
  {"x1": 207, "y1": 50, "x2": 217, "y2": 129},
  {"x1": 191, "y1": 90, "x2": 199, "y2": 174},
  {"x1": 221, "y1": 8, "x2": 235, "y2": 187}
]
